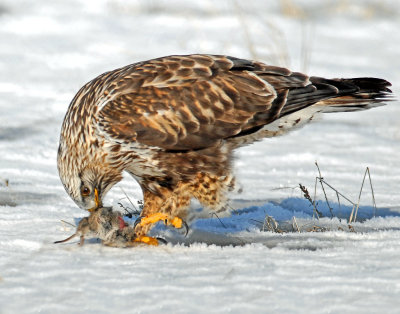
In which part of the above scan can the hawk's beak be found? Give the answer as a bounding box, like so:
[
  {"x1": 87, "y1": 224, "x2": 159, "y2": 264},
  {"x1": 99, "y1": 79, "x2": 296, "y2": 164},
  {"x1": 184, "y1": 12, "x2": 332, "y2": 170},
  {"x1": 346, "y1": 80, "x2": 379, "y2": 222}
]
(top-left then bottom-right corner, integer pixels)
[{"x1": 88, "y1": 188, "x2": 101, "y2": 212}]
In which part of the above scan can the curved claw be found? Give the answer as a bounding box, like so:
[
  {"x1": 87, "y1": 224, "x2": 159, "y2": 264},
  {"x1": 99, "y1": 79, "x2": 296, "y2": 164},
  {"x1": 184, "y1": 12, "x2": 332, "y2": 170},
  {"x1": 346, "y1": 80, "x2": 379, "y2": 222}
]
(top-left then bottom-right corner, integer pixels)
[
  {"x1": 156, "y1": 237, "x2": 168, "y2": 245},
  {"x1": 134, "y1": 216, "x2": 142, "y2": 229},
  {"x1": 181, "y1": 219, "x2": 189, "y2": 237}
]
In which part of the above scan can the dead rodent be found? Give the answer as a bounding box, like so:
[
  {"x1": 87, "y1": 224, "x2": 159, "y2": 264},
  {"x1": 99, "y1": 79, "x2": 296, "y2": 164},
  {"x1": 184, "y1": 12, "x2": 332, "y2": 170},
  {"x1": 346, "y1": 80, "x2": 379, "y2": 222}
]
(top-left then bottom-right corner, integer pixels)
[{"x1": 55, "y1": 207, "x2": 137, "y2": 247}]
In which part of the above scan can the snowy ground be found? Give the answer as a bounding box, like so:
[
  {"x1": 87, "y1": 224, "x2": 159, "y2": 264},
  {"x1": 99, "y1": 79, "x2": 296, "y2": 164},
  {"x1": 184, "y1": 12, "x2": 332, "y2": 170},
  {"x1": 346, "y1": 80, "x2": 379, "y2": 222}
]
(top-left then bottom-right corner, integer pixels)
[{"x1": 0, "y1": 0, "x2": 400, "y2": 313}]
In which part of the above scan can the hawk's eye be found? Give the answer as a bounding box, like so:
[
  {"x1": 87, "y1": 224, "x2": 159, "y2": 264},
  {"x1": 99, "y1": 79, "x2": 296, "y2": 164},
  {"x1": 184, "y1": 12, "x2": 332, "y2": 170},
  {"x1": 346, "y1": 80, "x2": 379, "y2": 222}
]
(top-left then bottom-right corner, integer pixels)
[{"x1": 81, "y1": 186, "x2": 91, "y2": 196}]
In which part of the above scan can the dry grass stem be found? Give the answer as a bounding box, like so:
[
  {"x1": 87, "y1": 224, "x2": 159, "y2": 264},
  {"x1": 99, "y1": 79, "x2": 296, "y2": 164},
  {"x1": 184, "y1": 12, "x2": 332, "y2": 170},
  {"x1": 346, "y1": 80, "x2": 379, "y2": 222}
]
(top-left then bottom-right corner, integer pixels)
[
  {"x1": 349, "y1": 167, "x2": 377, "y2": 223},
  {"x1": 265, "y1": 163, "x2": 379, "y2": 234},
  {"x1": 118, "y1": 187, "x2": 141, "y2": 218},
  {"x1": 263, "y1": 215, "x2": 279, "y2": 232},
  {"x1": 211, "y1": 212, "x2": 228, "y2": 229},
  {"x1": 292, "y1": 216, "x2": 300, "y2": 233},
  {"x1": 299, "y1": 183, "x2": 321, "y2": 218},
  {"x1": 315, "y1": 162, "x2": 334, "y2": 217}
]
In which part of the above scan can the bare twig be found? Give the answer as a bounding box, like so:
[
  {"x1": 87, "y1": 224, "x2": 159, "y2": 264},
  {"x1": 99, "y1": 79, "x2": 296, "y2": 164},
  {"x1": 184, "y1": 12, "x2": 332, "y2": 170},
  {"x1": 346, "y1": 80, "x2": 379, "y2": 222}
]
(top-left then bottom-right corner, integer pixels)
[
  {"x1": 318, "y1": 178, "x2": 355, "y2": 205},
  {"x1": 271, "y1": 185, "x2": 299, "y2": 191},
  {"x1": 335, "y1": 190, "x2": 342, "y2": 219},
  {"x1": 211, "y1": 212, "x2": 228, "y2": 229},
  {"x1": 315, "y1": 162, "x2": 334, "y2": 217},
  {"x1": 313, "y1": 176, "x2": 318, "y2": 219},
  {"x1": 212, "y1": 212, "x2": 247, "y2": 245},
  {"x1": 313, "y1": 164, "x2": 377, "y2": 223},
  {"x1": 367, "y1": 167, "x2": 377, "y2": 218},
  {"x1": 351, "y1": 167, "x2": 377, "y2": 222}
]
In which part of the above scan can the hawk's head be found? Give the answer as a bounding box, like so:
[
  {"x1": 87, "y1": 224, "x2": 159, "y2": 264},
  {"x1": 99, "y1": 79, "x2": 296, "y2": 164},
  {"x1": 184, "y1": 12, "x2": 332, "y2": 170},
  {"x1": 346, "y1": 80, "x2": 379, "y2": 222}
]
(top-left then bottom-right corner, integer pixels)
[{"x1": 57, "y1": 143, "x2": 123, "y2": 212}]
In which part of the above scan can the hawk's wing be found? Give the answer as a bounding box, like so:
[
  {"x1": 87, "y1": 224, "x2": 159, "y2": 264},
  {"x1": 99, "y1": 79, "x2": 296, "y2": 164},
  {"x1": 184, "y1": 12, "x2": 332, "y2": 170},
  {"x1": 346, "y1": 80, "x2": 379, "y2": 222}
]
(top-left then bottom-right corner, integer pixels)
[{"x1": 96, "y1": 54, "x2": 311, "y2": 150}]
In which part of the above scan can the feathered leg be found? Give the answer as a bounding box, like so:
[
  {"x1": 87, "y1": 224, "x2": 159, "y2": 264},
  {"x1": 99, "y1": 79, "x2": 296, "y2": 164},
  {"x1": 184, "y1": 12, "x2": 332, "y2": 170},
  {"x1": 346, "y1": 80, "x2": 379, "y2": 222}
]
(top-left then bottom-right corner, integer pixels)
[
  {"x1": 134, "y1": 171, "x2": 235, "y2": 244},
  {"x1": 134, "y1": 186, "x2": 191, "y2": 244}
]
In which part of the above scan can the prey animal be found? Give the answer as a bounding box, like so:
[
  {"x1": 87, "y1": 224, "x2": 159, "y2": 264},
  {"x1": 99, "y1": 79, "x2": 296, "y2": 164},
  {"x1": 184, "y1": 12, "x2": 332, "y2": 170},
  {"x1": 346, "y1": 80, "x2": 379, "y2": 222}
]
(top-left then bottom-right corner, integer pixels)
[
  {"x1": 57, "y1": 54, "x2": 393, "y2": 245},
  {"x1": 54, "y1": 207, "x2": 161, "y2": 247}
]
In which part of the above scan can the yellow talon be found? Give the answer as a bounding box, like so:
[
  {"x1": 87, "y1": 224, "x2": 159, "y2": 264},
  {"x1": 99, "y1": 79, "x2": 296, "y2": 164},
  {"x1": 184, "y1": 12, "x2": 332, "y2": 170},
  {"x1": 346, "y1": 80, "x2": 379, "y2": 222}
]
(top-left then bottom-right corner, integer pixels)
[
  {"x1": 139, "y1": 213, "x2": 169, "y2": 226},
  {"x1": 170, "y1": 216, "x2": 182, "y2": 229},
  {"x1": 138, "y1": 213, "x2": 183, "y2": 229},
  {"x1": 134, "y1": 236, "x2": 159, "y2": 246}
]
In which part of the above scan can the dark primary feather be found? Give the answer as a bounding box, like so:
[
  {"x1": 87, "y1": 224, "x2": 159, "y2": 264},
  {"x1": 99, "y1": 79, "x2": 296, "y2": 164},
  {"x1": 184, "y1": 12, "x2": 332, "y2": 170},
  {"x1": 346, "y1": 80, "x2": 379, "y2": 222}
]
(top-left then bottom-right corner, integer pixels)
[{"x1": 96, "y1": 54, "x2": 393, "y2": 151}]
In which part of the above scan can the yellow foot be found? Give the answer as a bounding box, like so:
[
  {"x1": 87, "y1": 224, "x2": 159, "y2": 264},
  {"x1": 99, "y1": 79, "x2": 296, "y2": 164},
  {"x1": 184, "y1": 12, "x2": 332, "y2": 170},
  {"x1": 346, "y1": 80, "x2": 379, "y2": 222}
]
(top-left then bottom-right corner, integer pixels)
[
  {"x1": 133, "y1": 236, "x2": 159, "y2": 246},
  {"x1": 138, "y1": 213, "x2": 183, "y2": 229}
]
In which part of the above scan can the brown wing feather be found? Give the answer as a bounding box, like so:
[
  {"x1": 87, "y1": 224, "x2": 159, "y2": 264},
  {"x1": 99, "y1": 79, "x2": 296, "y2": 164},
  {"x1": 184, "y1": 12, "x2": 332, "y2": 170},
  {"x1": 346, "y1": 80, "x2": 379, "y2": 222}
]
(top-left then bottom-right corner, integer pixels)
[
  {"x1": 97, "y1": 55, "x2": 289, "y2": 150},
  {"x1": 95, "y1": 54, "x2": 392, "y2": 151}
]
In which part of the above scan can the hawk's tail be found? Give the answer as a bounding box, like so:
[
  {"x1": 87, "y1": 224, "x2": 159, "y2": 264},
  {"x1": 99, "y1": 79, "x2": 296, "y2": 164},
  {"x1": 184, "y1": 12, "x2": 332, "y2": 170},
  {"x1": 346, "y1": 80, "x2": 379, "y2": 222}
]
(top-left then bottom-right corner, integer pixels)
[{"x1": 312, "y1": 77, "x2": 394, "y2": 113}]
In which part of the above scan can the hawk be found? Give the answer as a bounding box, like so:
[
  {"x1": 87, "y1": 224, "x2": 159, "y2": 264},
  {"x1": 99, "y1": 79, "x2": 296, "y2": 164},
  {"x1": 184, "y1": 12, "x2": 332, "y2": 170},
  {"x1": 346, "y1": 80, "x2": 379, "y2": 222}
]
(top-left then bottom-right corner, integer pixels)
[{"x1": 58, "y1": 54, "x2": 392, "y2": 244}]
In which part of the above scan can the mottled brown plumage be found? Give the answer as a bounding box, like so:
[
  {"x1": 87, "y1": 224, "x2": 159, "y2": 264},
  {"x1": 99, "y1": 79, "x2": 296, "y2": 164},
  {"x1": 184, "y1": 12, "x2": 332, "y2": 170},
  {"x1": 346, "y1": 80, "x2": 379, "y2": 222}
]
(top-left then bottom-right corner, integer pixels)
[{"x1": 57, "y1": 54, "x2": 392, "y2": 243}]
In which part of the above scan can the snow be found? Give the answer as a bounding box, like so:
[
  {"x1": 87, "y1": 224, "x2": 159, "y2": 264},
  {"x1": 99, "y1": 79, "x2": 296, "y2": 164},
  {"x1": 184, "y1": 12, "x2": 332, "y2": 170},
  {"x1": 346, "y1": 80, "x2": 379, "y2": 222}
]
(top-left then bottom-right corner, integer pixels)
[{"x1": 0, "y1": 0, "x2": 399, "y2": 313}]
